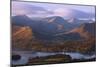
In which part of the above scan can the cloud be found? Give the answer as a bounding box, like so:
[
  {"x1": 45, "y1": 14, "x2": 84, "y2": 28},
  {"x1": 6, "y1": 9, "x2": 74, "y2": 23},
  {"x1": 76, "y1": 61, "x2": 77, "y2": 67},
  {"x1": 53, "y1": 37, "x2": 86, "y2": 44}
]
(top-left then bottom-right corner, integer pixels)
[
  {"x1": 52, "y1": 8, "x2": 74, "y2": 19},
  {"x1": 12, "y1": 1, "x2": 95, "y2": 19},
  {"x1": 12, "y1": 1, "x2": 49, "y2": 16}
]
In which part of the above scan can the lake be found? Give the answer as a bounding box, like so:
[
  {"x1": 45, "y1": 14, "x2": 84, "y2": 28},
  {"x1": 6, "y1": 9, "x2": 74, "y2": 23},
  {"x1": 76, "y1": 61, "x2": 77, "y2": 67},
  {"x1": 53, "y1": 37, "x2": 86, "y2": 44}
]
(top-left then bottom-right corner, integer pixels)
[{"x1": 12, "y1": 50, "x2": 95, "y2": 65}]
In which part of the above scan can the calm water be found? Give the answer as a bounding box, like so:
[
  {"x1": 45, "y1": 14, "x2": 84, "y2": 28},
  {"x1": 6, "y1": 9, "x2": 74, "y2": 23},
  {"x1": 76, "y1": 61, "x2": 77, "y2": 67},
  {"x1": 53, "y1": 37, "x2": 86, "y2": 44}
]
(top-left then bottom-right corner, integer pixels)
[{"x1": 12, "y1": 50, "x2": 95, "y2": 65}]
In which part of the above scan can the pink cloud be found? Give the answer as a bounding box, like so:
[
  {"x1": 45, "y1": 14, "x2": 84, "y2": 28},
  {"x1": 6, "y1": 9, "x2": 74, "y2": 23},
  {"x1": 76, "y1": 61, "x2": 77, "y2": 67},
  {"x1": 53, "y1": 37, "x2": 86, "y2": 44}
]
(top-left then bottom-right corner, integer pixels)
[{"x1": 53, "y1": 8, "x2": 74, "y2": 18}]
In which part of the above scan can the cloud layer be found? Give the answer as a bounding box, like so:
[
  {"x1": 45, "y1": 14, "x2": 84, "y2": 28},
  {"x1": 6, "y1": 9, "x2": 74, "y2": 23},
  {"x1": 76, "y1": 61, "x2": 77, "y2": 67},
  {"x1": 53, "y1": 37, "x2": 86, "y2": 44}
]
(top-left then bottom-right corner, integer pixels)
[
  {"x1": 12, "y1": 1, "x2": 95, "y2": 19},
  {"x1": 53, "y1": 8, "x2": 74, "y2": 18},
  {"x1": 12, "y1": 1, "x2": 52, "y2": 17}
]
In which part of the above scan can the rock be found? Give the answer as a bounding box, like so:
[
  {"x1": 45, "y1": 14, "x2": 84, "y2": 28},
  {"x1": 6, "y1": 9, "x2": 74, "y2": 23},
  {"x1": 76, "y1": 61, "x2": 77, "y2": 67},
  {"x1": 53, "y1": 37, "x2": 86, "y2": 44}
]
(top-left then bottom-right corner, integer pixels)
[{"x1": 12, "y1": 55, "x2": 21, "y2": 61}]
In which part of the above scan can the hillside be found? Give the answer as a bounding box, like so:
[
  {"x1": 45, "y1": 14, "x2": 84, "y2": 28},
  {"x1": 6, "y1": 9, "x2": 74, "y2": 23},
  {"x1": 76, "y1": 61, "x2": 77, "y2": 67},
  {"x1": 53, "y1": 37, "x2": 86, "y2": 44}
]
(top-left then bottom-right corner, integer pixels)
[
  {"x1": 12, "y1": 25, "x2": 33, "y2": 50},
  {"x1": 56, "y1": 23, "x2": 95, "y2": 40}
]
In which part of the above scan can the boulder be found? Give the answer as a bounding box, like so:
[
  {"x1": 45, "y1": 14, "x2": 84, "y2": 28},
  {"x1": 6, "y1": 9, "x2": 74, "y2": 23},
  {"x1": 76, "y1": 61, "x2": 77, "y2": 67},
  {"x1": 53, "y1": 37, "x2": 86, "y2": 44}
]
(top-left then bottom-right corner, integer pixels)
[{"x1": 12, "y1": 54, "x2": 21, "y2": 61}]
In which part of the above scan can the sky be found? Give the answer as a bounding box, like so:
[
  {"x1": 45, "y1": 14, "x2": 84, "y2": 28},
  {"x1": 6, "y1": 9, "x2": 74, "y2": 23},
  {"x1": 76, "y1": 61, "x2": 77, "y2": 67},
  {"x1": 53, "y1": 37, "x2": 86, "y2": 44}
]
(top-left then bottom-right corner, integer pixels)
[{"x1": 12, "y1": 1, "x2": 95, "y2": 19}]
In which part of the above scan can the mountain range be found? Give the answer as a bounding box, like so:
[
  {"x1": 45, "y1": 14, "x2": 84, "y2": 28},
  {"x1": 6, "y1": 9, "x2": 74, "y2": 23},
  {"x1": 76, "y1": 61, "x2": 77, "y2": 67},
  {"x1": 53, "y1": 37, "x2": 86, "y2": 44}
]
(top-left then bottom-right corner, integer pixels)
[
  {"x1": 12, "y1": 15, "x2": 95, "y2": 41},
  {"x1": 12, "y1": 15, "x2": 96, "y2": 54}
]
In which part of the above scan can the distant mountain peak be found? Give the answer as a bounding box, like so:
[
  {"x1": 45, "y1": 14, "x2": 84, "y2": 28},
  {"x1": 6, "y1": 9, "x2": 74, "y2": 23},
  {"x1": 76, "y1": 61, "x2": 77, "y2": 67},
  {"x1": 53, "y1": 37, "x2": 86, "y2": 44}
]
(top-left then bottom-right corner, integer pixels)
[
  {"x1": 13, "y1": 15, "x2": 29, "y2": 19},
  {"x1": 12, "y1": 15, "x2": 34, "y2": 26},
  {"x1": 67, "y1": 17, "x2": 78, "y2": 23},
  {"x1": 45, "y1": 16, "x2": 67, "y2": 24},
  {"x1": 50, "y1": 16, "x2": 64, "y2": 19}
]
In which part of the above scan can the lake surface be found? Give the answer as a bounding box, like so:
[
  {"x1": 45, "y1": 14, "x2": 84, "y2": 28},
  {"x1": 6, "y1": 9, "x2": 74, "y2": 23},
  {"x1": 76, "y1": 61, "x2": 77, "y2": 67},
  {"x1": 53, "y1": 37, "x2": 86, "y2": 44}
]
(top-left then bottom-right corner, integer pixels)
[{"x1": 12, "y1": 50, "x2": 95, "y2": 65}]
